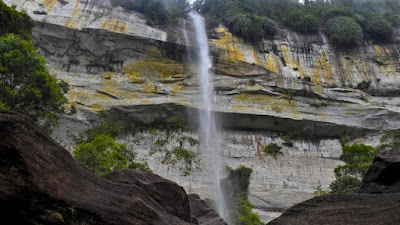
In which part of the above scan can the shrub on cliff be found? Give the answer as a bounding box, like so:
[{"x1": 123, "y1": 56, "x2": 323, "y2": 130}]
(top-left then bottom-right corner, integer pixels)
[
  {"x1": 363, "y1": 14, "x2": 393, "y2": 41},
  {"x1": 74, "y1": 134, "x2": 152, "y2": 176},
  {"x1": 326, "y1": 16, "x2": 363, "y2": 47},
  {"x1": 222, "y1": 166, "x2": 263, "y2": 225},
  {"x1": 283, "y1": 10, "x2": 319, "y2": 34},
  {"x1": 230, "y1": 13, "x2": 277, "y2": 42}
]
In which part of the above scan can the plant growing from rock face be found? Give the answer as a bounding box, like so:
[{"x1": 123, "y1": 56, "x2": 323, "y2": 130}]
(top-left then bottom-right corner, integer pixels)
[
  {"x1": 221, "y1": 166, "x2": 263, "y2": 225},
  {"x1": 263, "y1": 143, "x2": 282, "y2": 159},
  {"x1": 74, "y1": 134, "x2": 152, "y2": 176}
]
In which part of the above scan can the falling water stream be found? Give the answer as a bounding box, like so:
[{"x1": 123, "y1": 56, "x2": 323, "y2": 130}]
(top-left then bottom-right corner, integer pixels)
[{"x1": 189, "y1": 12, "x2": 227, "y2": 221}]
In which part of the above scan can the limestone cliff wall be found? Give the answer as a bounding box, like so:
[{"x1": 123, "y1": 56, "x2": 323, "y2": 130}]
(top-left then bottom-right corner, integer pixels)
[{"x1": 5, "y1": 0, "x2": 400, "y2": 223}]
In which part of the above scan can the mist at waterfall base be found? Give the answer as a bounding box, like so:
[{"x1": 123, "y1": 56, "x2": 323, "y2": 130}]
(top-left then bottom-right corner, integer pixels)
[{"x1": 188, "y1": 12, "x2": 229, "y2": 222}]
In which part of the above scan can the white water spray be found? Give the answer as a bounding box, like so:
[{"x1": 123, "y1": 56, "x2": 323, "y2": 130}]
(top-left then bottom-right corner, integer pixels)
[{"x1": 189, "y1": 12, "x2": 226, "y2": 220}]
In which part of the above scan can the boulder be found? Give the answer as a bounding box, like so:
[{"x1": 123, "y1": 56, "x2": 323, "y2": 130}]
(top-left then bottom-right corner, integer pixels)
[
  {"x1": 268, "y1": 193, "x2": 400, "y2": 225},
  {"x1": 359, "y1": 146, "x2": 400, "y2": 193},
  {"x1": 188, "y1": 194, "x2": 228, "y2": 225}
]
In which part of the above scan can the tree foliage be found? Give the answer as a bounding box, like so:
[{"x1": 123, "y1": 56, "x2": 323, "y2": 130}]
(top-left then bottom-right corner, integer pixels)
[
  {"x1": 283, "y1": 10, "x2": 319, "y2": 34},
  {"x1": 330, "y1": 144, "x2": 376, "y2": 194},
  {"x1": 0, "y1": 2, "x2": 34, "y2": 39},
  {"x1": 0, "y1": 34, "x2": 68, "y2": 127},
  {"x1": 0, "y1": 2, "x2": 68, "y2": 129},
  {"x1": 194, "y1": 0, "x2": 399, "y2": 45},
  {"x1": 74, "y1": 134, "x2": 152, "y2": 176},
  {"x1": 326, "y1": 16, "x2": 363, "y2": 47}
]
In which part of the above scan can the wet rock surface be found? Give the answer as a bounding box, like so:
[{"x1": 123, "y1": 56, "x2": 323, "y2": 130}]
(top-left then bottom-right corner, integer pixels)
[{"x1": 0, "y1": 111, "x2": 226, "y2": 225}]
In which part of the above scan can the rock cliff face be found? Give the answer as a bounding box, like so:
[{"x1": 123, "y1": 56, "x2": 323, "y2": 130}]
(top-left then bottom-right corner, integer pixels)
[
  {"x1": 5, "y1": 0, "x2": 400, "y2": 223},
  {"x1": 0, "y1": 111, "x2": 226, "y2": 225}
]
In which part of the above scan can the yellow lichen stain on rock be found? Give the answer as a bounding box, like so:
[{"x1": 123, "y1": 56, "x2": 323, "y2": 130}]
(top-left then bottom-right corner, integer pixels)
[
  {"x1": 171, "y1": 85, "x2": 182, "y2": 96},
  {"x1": 312, "y1": 69, "x2": 323, "y2": 93},
  {"x1": 212, "y1": 26, "x2": 246, "y2": 63},
  {"x1": 374, "y1": 45, "x2": 383, "y2": 57},
  {"x1": 281, "y1": 45, "x2": 292, "y2": 68},
  {"x1": 234, "y1": 94, "x2": 298, "y2": 114},
  {"x1": 295, "y1": 58, "x2": 305, "y2": 79},
  {"x1": 72, "y1": 0, "x2": 80, "y2": 16},
  {"x1": 318, "y1": 50, "x2": 335, "y2": 86},
  {"x1": 101, "y1": 18, "x2": 108, "y2": 29},
  {"x1": 101, "y1": 18, "x2": 127, "y2": 33},
  {"x1": 388, "y1": 65, "x2": 398, "y2": 79},
  {"x1": 271, "y1": 104, "x2": 283, "y2": 113},
  {"x1": 42, "y1": 0, "x2": 58, "y2": 13},
  {"x1": 268, "y1": 55, "x2": 276, "y2": 73},
  {"x1": 122, "y1": 47, "x2": 188, "y2": 81},
  {"x1": 251, "y1": 48, "x2": 261, "y2": 65},
  {"x1": 274, "y1": 57, "x2": 282, "y2": 75},
  {"x1": 140, "y1": 99, "x2": 151, "y2": 104},
  {"x1": 100, "y1": 72, "x2": 114, "y2": 79},
  {"x1": 232, "y1": 105, "x2": 248, "y2": 111},
  {"x1": 385, "y1": 48, "x2": 391, "y2": 54},
  {"x1": 317, "y1": 114, "x2": 329, "y2": 121},
  {"x1": 141, "y1": 83, "x2": 156, "y2": 96}
]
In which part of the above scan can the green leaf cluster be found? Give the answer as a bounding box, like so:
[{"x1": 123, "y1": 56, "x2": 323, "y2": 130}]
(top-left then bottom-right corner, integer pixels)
[
  {"x1": 283, "y1": 10, "x2": 319, "y2": 34},
  {"x1": 0, "y1": 2, "x2": 34, "y2": 39},
  {"x1": 0, "y1": 2, "x2": 68, "y2": 129},
  {"x1": 194, "y1": 0, "x2": 399, "y2": 45},
  {"x1": 326, "y1": 16, "x2": 363, "y2": 47},
  {"x1": 263, "y1": 143, "x2": 282, "y2": 160},
  {"x1": 74, "y1": 134, "x2": 152, "y2": 176},
  {"x1": 330, "y1": 144, "x2": 376, "y2": 194}
]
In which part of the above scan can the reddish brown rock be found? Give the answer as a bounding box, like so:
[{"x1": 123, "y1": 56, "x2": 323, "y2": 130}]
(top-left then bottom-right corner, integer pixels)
[{"x1": 0, "y1": 111, "x2": 193, "y2": 225}]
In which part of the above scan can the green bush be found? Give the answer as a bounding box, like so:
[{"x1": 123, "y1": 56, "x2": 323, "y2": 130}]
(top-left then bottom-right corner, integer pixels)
[
  {"x1": 222, "y1": 166, "x2": 263, "y2": 225},
  {"x1": 228, "y1": 14, "x2": 277, "y2": 40},
  {"x1": 364, "y1": 14, "x2": 393, "y2": 41},
  {"x1": 329, "y1": 144, "x2": 376, "y2": 194},
  {"x1": 74, "y1": 134, "x2": 151, "y2": 176},
  {"x1": 0, "y1": 3, "x2": 68, "y2": 130},
  {"x1": 283, "y1": 10, "x2": 319, "y2": 34},
  {"x1": 326, "y1": 16, "x2": 363, "y2": 47},
  {"x1": 263, "y1": 143, "x2": 282, "y2": 159},
  {"x1": 330, "y1": 176, "x2": 362, "y2": 194}
]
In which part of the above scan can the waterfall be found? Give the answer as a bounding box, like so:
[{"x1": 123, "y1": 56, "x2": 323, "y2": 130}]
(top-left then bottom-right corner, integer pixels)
[{"x1": 188, "y1": 11, "x2": 227, "y2": 220}]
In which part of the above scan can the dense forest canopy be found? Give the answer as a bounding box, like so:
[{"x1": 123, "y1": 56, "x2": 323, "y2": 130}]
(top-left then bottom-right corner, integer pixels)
[
  {"x1": 112, "y1": 0, "x2": 399, "y2": 46},
  {"x1": 193, "y1": 0, "x2": 400, "y2": 45}
]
